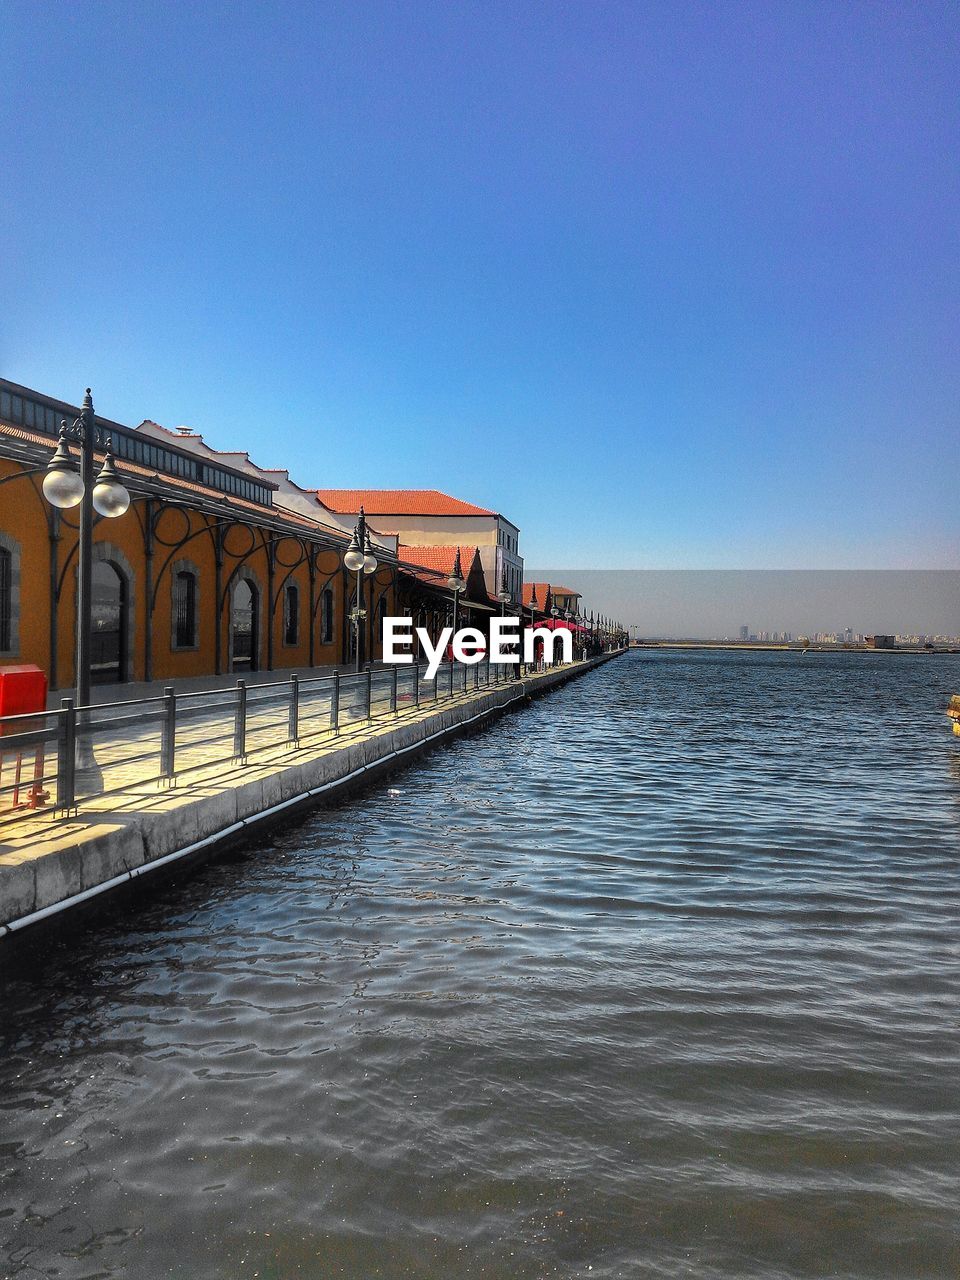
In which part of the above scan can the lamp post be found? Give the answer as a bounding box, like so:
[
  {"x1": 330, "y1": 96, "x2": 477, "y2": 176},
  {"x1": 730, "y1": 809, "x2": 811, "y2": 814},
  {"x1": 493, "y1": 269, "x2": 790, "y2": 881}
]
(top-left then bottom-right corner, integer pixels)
[
  {"x1": 527, "y1": 585, "x2": 538, "y2": 674},
  {"x1": 41, "y1": 389, "x2": 131, "y2": 710},
  {"x1": 496, "y1": 567, "x2": 511, "y2": 617},
  {"x1": 496, "y1": 568, "x2": 512, "y2": 675},
  {"x1": 447, "y1": 547, "x2": 466, "y2": 644},
  {"x1": 344, "y1": 506, "x2": 378, "y2": 672}
]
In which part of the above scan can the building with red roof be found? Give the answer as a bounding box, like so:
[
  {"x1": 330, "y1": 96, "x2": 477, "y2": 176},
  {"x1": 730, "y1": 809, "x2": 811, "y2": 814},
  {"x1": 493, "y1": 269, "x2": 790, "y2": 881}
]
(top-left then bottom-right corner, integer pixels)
[
  {"x1": 316, "y1": 489, "x2": 493, "y2": 518},
  {"x1": 523, "y1": 582, "x2": 582, "y2": 617},
  {"x1": 315, "y1": 489, "x2": 522, "y2": 607}
]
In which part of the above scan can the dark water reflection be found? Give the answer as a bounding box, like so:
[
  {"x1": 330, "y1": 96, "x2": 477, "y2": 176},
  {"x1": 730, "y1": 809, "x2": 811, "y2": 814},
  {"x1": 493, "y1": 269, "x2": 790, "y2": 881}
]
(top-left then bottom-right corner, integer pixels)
[{"x1": 2, "y1": 650, "x2": 959, "y2": 1278}]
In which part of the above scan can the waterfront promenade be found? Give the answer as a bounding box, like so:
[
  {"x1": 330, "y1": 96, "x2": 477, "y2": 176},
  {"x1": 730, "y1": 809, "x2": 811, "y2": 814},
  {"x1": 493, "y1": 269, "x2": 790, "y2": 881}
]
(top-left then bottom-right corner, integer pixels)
[{"x1": 0, "y1": 652, "x2": 622, "y2": 936}]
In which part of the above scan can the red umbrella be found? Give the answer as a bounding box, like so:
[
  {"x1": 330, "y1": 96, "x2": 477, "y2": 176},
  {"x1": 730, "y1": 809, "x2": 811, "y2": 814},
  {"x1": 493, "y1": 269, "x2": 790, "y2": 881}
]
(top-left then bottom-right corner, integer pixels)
[{"x1": 538, "y1": 618, "x2": 588, "y2": 632}]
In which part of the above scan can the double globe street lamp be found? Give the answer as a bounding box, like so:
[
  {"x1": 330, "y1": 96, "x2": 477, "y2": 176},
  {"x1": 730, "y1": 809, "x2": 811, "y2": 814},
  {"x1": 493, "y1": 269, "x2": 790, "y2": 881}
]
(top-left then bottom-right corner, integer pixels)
[
  {"x1": 41, "y1": 389, "x2": 131, "y2": 711},
  {"x1": 343, "y1": 506, "x2": 379, "y2": 672},
  {"x1": 495, "y1": 569, "x2": 520, "y2": 677}
]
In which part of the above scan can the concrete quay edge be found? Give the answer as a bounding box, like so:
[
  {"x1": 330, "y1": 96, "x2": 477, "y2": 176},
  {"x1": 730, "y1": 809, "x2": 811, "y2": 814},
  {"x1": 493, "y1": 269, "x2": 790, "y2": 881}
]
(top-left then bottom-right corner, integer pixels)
[{"x1": 0, "y1": 652, "x2": 622, "y2": 938}]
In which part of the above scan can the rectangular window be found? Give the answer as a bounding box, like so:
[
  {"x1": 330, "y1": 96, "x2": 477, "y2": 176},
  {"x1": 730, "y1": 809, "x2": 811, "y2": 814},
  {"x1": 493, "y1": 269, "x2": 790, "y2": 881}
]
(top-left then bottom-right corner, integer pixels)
[
  {"x1": 174, "y1": 571, "x2": 197, "y2": 647},
  {"x1": 0, "y1": 548, "x2": 10, "y2": 651},
  {"x1": 321, "y1": 589, "x2": 334, "y2": 644},
  {"x1": 284, "y1": 585, "x2": 299, "y2": 645},
  {"x1": 0, "y1": 391, "x2": 10, "y2": 420}
]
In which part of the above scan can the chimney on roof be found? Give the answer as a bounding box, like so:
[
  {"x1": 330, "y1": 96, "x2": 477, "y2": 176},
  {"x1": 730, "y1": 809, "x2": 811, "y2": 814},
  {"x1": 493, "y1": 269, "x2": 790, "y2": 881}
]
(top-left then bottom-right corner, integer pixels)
[{"x1": 175, "y1": 426, "x2": 193, "y2": 436}]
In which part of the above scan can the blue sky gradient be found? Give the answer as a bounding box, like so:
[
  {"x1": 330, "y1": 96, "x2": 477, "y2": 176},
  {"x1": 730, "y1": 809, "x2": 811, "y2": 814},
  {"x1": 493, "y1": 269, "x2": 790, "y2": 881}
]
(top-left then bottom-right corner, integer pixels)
[{"x1": 2, "y1": 1, "x2": 957, "y2": 567}]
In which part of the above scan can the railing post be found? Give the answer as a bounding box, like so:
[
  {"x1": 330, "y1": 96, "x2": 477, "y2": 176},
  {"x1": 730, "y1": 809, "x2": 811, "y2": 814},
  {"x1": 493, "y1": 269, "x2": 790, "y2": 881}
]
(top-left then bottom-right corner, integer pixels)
[
  {"x1": 474, "y1": 661, "x2": 481, "y2": 689},
  {"x1": 160, "y1": 686, "x2": 176, "y2": 782},
  {"x1": 365, "y1": 668, "x2": 373, "y2": 720},
  {"x1": 57, "y1": 697, "x2": 76, "y2": 813},
  {"x1": 330, "y1": 670, "x2": 340, "y2": 734},
  {"x1": 414, "y1": 662, "x2": 420, "y2": 708},
  {"x1": 288, "y1": 674, "x2": 299, "y2": 744},
  {"x1": 390, "y1": 665, "x2": 398, "y2": 714},
  {"x1": 448, "y1": 658, "x2": 454, "y2": 699},
  {"x1": 233, "y1": 680, "x2": 247, "y2": 760}
]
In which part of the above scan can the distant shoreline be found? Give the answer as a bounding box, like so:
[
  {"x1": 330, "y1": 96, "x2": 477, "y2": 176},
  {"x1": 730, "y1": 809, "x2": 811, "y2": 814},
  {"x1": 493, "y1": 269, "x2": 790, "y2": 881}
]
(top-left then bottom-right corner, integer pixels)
[{"x1": 631, "y1": 642, "x2": 960, "y2": 655}]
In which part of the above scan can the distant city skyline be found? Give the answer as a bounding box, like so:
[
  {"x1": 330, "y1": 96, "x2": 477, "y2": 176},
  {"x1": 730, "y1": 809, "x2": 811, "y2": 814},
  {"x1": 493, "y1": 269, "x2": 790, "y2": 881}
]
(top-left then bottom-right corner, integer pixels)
[{"x1": 528, "y1": 571, "x2": 960, "y2": 638}]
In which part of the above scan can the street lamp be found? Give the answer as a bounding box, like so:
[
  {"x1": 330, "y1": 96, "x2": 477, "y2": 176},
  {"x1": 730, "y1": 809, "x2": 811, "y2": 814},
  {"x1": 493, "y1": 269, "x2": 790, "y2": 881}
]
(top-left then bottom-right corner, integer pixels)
[
  {"x1": 447, "y1": 547, "x2": 466, "y2": 639},
  {"x1": 345, "y1": 506, "x2": 377, "y2": 672},
  {"x1": 363, "y1": 527, "x2": 378, "y2": 574},
  {"x1": 42, "y1": 389, "x2": 131, "y2": 711},
  {"x1": 574, "y1": 611, "x2": 585, "y2": 660},
  {"x1": 527, "y1": 584, "x2": 538, "y2": 673},
  {"x1": 496, "y1": 568, "x2": 514, "y2": 674},
  {"x1": 496, "y1": 568, "x2": 511, "y2": 616}
]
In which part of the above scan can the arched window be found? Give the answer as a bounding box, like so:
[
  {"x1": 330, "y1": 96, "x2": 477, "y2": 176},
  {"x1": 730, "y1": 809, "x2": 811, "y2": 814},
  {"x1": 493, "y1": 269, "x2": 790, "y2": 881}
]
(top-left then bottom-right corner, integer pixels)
[
  {"x1": 283, "y1": 583, "x2": 299, "y2": 646},
  {"x1": 0, "y1": 546, "x2": 11, "y2": 653},
  {"x1": 320, "y1": 587, "x2": 334, "y2": 645},
  {"x1": 91, "y1": 560, "x2": 128, "y2": 684},
  {"x1": 232, "y1": 577, "x2": 259, "y2": 672},
  {"x1": 173, "y1": 569, "x2": 198, "y2": 648}
]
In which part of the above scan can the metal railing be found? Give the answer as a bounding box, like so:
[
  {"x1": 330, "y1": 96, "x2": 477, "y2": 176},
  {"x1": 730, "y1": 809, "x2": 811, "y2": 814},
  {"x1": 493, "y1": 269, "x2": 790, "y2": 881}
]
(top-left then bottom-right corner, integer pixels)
[{"x1": 0, "y1": 655, "x2": 593, "y2": 829}]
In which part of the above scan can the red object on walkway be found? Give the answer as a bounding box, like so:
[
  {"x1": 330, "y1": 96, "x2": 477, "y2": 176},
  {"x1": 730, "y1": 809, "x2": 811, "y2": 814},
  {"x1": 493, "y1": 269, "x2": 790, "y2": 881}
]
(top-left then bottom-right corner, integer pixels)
[
  {"x1": 0, "y1": 664, "x2": 49, "y2": 810},
  {"x1": 0, "y1": 664, "x2": 48, "y2": 723}
]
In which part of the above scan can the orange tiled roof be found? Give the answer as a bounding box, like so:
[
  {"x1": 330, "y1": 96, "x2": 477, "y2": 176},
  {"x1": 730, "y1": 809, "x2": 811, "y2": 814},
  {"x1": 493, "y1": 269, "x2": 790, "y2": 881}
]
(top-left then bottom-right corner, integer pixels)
[
  {"x1": 397, "y1": 544, "x2": 478, "y2": 576},
  {"x1": 317, "y1": 489, "x2": 494, "y2": 517},
  {"x1": 522, "y1": 582, "x2": 550, "y2": 607},
  {"x1": 522, "y1": 582, "x2": 581, "y2": 607},
  {"x1": 397, "y1": 545, "x2": 491, "y2": 594}
]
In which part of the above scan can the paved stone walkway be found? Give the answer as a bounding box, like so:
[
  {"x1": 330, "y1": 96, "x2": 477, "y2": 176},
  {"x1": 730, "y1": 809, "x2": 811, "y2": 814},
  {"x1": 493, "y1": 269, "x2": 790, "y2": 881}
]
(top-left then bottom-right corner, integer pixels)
[
  {"x1": 1, "y1": 661, "x2": 551, "y2": 843},
  {"x1": 0, "y1": 655, "x2": 624, "y2": 932}
]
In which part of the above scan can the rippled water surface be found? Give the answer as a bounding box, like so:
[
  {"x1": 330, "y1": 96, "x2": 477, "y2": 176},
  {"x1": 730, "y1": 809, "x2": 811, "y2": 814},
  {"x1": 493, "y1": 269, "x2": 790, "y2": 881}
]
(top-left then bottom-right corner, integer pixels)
[{"x1": 2, "y1": 650, "x2": 960, "y2": 1279}]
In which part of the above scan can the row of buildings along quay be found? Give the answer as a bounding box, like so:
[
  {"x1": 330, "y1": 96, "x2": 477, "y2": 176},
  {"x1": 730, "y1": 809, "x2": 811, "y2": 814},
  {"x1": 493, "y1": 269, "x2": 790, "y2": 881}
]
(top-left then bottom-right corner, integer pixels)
[
  {"x1": 0, "y1": 377, "x2": 625, "y2": 693},
  {"x1": 0, "y1": 378, "x2": 627, "y2": 936}
]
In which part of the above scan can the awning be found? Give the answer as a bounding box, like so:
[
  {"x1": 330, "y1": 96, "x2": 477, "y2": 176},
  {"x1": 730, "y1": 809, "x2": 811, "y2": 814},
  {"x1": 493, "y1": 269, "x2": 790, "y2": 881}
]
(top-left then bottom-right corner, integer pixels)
[{"x1": 537, "y1": 618, "x2": 588, "y2": 633}]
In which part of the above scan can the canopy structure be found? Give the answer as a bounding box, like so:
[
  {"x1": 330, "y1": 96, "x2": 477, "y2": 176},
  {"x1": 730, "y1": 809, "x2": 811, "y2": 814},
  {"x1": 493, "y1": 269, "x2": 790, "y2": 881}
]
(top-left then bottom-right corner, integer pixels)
[{"x1": 536, "y1": 618, "x2": 588, "y2": 633}]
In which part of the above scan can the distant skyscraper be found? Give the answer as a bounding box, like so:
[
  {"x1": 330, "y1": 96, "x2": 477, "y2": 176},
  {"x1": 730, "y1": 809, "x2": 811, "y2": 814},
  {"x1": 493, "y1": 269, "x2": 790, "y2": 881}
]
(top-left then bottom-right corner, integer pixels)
[{"x1": 739, "y1": 625, "x2": 749, "y2": 641}]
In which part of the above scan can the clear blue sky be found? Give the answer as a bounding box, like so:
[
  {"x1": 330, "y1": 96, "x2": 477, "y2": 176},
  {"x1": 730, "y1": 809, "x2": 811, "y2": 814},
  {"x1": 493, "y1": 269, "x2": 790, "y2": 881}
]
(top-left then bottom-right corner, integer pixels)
[{"x1": 2, "y1": 1, "x2": 957, "y2": 568}]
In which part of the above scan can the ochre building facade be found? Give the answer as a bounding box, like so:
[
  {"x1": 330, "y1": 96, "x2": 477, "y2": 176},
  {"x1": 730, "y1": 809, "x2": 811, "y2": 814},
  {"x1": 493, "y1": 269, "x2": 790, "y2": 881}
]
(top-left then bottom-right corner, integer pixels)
[{"x1": 0, "y1": 381, "x2": 398, "y2": 691}]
